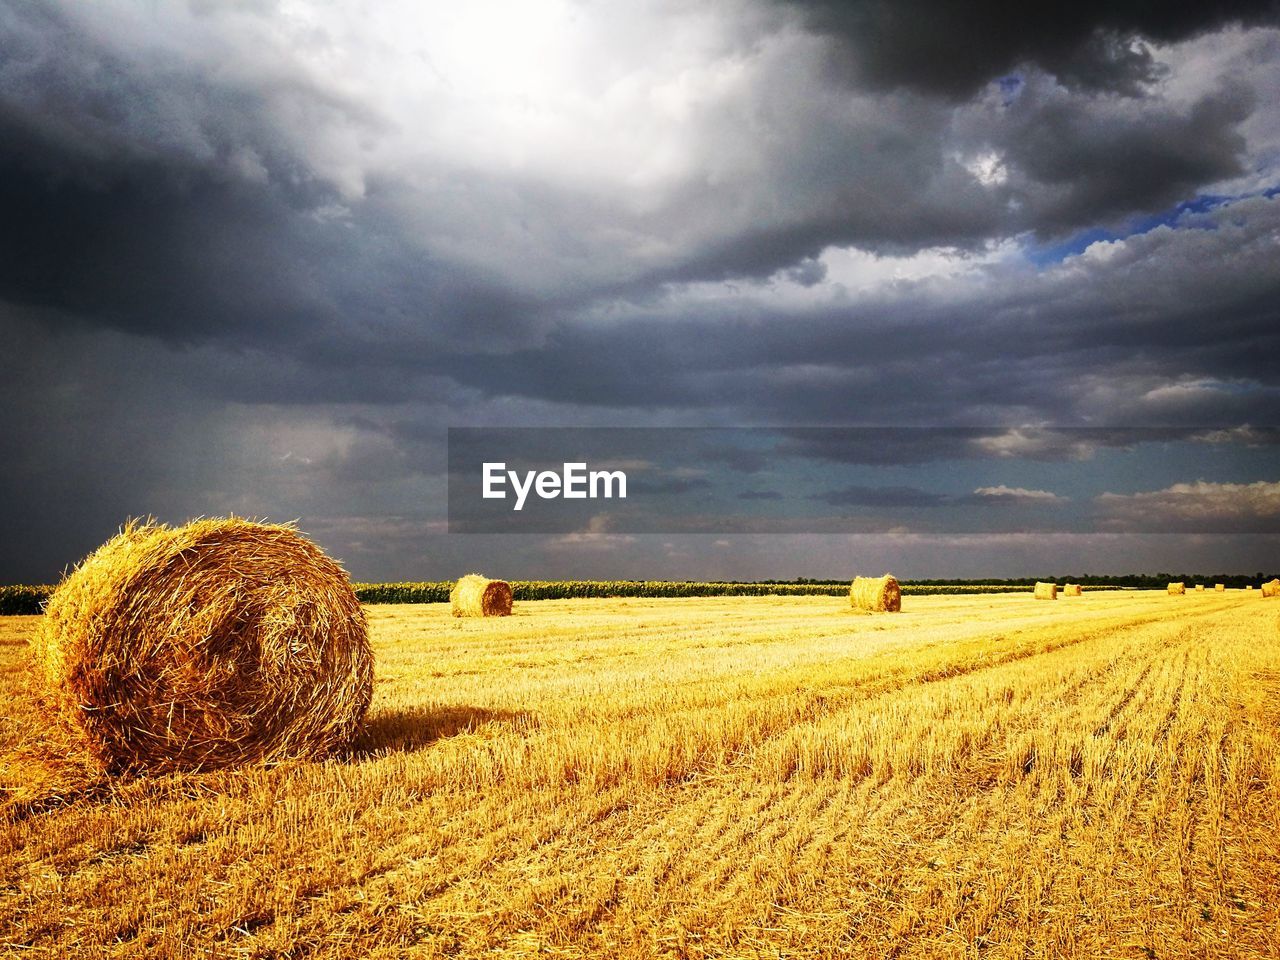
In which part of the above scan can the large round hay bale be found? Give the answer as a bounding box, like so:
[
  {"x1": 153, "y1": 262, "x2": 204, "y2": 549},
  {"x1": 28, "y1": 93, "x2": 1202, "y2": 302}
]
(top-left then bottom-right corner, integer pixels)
[
  {"x1": 1063, "y1": 583, "x2": 1083, "y2": 596},
  {"x1": 32, "y1": 519, "x2": 373, "y2": 773},
  {"x1": 451, "y1": 574, "x2": 513, "y2": 617},
  {"x1": 1215, "y1": 583, "x2": 1225, "y2": 592},
  {"x1": 849, "y1": 574, "x2": 901, "y2": 612},
  {"x1": 1262, "y1": 579, "x2": 1280, "y2": 598},
  {"x1": 1195, "y1": 584, "x2": 1206, "y2": 592},
  {"x1": 1167, "y1": 582, "x2": 1185, "y2": 595},
  {"x1": 1034, "y1": 581, "x2": 1057, "y2": 600}
]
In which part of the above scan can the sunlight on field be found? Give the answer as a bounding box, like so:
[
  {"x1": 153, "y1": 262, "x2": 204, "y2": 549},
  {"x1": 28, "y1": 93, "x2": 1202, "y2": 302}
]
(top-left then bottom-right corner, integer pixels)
[{"x1": 2, "y1": 591, "x2": 1279, "y2": 958}]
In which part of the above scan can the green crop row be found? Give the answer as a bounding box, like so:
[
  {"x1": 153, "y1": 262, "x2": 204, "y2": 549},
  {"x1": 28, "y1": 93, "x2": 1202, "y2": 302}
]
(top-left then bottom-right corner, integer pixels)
[
  {"x1": 351, "y1": 580, "x2": 1045, "y2": 603},
  {"x1": 0, "y1": 585, "x2": 54, "y2": 616},
  {"x1": 0, "y1": 579, "x2": 1120, "y2": 616}
]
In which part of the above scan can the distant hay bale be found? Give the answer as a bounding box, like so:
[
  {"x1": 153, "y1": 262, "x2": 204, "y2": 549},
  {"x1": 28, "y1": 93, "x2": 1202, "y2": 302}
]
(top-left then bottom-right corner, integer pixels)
[
  {"x1": 1034, "y1": 581, "x2": 1057, "y2": 600},
  {"x1": 1064, "y1": 584, "x2": 1083, "y2": 596},
  {"x1": 1246, "y1": 585, "x2": 1253, "y2": 591},
  {"x1": 1262, "y1": 579, "x2": 1280, "y2": 598},
  {"x1": 1195, "y1": 584, "x2": 1206, "y2": 592},
  {"x1": 849, "y1": 574, "x2": 901, "y2": 612},
  {"x1": 451, "y1": 574, "x2": 513, "y2": 617},
  {"x1": 1215, "y1": 583, "x2": 1225, "y2": 592},
  {"x1": 32, "y1": 518, "x2": 373, "y2": 774},
  {"x1": 1167, "y1": 582, "x2": 1185, "y2": 595}
]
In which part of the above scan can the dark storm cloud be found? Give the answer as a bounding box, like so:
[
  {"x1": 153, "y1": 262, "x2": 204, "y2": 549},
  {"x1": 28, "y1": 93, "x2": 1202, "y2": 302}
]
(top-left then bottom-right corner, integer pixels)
[
  {"x1": 0, "y1": 2, "x2": 550, "y2": 353},
  {"x1": 772, "y1": 429, "x2": 1157, "y2": 468},
  {"x1": 783, "y1": 0, "x2": 1280, "y2": 97},
  {"x1": 634, "y1": 50, "x2": 1263, "y2": 280},
  {"x1": 807, "y1": 484, "x2": 1071, "y2": 510},
  {"x1": 776, "y1": 430, "x2": 984, "y2": 466},
  {"x1": 3, "y1": 0, "x2": 1269, "y2": 356},
  {"x1": 738, "y1": 490, "x2": 784, "y2": 501},
  {"x1": 701, "y1": 446, "x2": 775, "y2": 475},
  {"x1": 972, "y1": 73, "x2": 1254, "y2": 235},
  {"x1": 628, "y1": 475, "x2": 714, "y2": 496},
  {"x1": 1191, "y1": 426, "x2": 1280, "y2": 446},
  {"x1": 810, "y1": 485, "x2": 950, "y2": 508},
  {"x1": 0, "y1": 308, "x2": 449, "y2": 582},
  {"x1": 0, "y1": 2, "x2": 345, "y2": 341},
  {"x1": 1094, "y1": 481, "x2": 1280, "y2": 533},
  {"x1": 437, "y1": 195, "x2": 1280, "y2": 426},
  {"x1": 2, "y1": 1, "x2": 1279, "y2": 581}
]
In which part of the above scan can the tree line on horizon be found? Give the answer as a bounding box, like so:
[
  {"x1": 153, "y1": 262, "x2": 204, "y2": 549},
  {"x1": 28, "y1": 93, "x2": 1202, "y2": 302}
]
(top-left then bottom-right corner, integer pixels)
[{"x1": 3, "y1": 572, "x2": 1277, "y2": 615}]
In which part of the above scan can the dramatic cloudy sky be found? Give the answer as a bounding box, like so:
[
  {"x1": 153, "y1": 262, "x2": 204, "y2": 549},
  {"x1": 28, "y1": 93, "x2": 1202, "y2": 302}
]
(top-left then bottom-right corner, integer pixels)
[{"x1": 3, "y1": 0, "x2": 1280, "y2": 582}]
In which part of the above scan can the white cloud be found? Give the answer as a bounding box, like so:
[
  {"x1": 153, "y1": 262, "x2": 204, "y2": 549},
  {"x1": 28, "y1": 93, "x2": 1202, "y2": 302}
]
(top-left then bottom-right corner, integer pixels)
[
  {"x1": 1096, "y1": 479, "x2": 1280, "y2": 526},
  {"x1": 547, "y1": 531, "x2": 638, "y2": 551},
  {"x1": 972, "y1": 429, "x2": 1099, "y2": 461},
  {"x1": 959, "y1": 150, "x2": 1008, "y2": 186},
  {"x1": 818, "y1": 242, "x2": 1018, "y2": 292},
  {"x1": 1190, "y1": 425, "x2": 1278, "y2": 446},
  {"x1": 973, "y1": 485, "x2": 1068, "y2": 503},
  {"x1": 639, "y1": 239, "x2": 1022, "y2": 317},
  {"x1": 1140, "y1": 377, "x2": 1250, "y2": 406},
  {"x1": 1077, "y1": 238, "x2": 1125, "y2": 262},
  {"x1": 1155, "y1": 26, "x2": 1280, "y2": 196}
]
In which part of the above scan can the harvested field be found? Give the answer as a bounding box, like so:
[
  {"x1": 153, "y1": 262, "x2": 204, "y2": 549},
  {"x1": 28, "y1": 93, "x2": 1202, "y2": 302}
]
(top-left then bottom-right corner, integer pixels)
[{"x1": 2, "y1": 591, "x2": 1278, "y2": 959}]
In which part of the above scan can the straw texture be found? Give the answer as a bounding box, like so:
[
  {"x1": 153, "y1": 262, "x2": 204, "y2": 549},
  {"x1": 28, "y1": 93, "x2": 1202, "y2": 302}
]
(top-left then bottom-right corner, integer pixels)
[
  {"x1": 32, "y1": 519, "x2": 372, "y2": 773},
  {"x1": 849, "y1": 575, "x2": 901, "y2": 612},
  {"x1": 451, "y1": 574, "x2": 514, "y2": 617},
  {"x1": 1034, "y1": 581, "x2": 1057, "y2": 600}
]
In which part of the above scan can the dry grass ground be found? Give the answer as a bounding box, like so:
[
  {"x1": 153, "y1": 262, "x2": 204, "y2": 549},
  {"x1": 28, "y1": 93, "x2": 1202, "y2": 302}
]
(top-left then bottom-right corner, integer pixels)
[{"x1": 2, "y1": 591, "x2": 1279, "y2": 959}]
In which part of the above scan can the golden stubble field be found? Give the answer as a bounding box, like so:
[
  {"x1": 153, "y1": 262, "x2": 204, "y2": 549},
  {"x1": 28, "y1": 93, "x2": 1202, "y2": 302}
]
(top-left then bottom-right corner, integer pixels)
[{"x1": 2, "y1": 591, "x2": 1279, "y2": 959}]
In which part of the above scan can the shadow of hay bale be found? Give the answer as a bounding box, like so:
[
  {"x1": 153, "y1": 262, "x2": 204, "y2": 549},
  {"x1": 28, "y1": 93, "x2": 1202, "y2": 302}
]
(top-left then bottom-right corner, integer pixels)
[
  {"x1": 345, "y1": 706, "x2": 532, "y2": 758},
  {"x1": 0, "y1": 768, "x2": 115, "y2": 824}
]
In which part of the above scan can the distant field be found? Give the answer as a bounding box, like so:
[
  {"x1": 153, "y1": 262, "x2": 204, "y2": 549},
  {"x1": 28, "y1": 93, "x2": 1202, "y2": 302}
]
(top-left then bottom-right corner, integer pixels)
[
  {"x1": 2, "y1": 591, "x2": 1279, "y2": 958},
  {"x1": 352, "y1": 580, "x2": 1062, "y2": 604},
  {"x1": 0, "y1": 580, "x2": 1087, "y2": 615}
]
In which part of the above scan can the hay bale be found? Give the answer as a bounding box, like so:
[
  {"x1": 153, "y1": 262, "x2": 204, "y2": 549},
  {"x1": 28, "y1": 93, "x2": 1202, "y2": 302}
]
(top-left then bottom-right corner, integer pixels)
[
  {"x1": 1063, "y1": 583, "x2": 1083, "y2": 596},
  {"x1": 1195, "y1": 584, "x2": 1206, "y2": 592},
  {"x1": 451, "y1": 574, "x2": 513, "y2": 617},
  {"x1": 1215, "y1": 583, "x2": 1225, "y2": 592},
  {"x1": 849, "y1": 574, "x2": 901, "y2": 612},
  {"x1": 1246, "y1": 585, "x2": 1253, "y2": 591},
  {"x1": 32, "y1": 519, "x2": 373, "y2": 773},
  {"x1": 1262, "y1": 579, "x2": 1280, "y2": 598},
  {"x1": 1167, "y1": 582, "x2": 1185, "y2": 595},
  {"x1": 1034, "y1": 581, "x2": 1057, "y2": 600}
]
